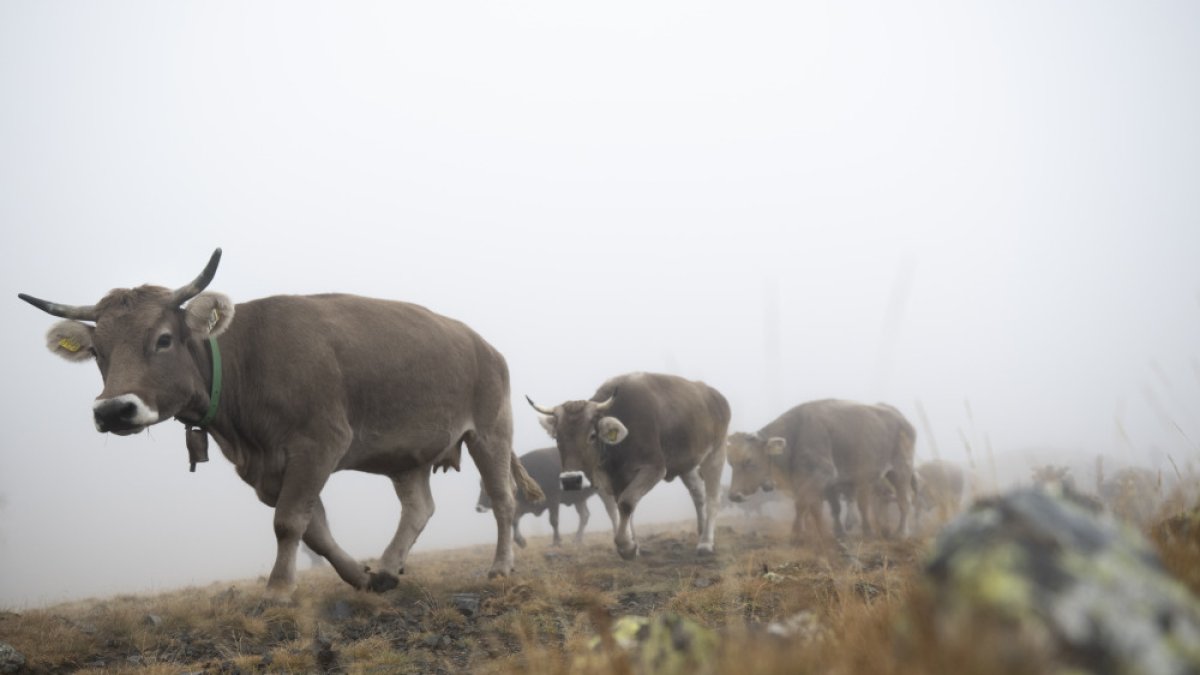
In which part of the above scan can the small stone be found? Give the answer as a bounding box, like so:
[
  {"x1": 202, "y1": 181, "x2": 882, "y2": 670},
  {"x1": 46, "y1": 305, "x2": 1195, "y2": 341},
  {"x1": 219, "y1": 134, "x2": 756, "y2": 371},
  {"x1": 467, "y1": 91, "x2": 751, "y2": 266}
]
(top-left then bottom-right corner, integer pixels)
[
  {"x1": 692, "y1": 577, "x2": 713, "y2": 589},
  {"x1": 421, "y1": 633, "x2": 442, "y2": 649},
  {"x1": 127, "y1": 654, "x2": 143, "y2": 665},
  {"x1": 451, "y1": 592, "x2": 481, "y2": 617},
  {"x1": 144, "y1": 613, "x2": 163, "y2": 627}
]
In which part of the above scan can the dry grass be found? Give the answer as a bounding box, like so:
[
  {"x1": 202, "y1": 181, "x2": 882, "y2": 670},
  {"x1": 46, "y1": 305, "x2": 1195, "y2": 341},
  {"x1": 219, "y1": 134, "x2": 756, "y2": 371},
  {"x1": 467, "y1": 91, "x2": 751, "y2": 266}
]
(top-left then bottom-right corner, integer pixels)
[{"x1": 3, "y1": 496, "x2": 1198, "y2": 674}]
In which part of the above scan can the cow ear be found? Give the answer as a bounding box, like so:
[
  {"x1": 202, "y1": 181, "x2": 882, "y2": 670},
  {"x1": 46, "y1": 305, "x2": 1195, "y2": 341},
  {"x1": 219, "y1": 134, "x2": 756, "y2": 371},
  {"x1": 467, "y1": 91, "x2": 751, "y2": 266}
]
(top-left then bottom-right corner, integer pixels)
[
  {"x1": 537, "y1": 414, "x2": 558, "y2": 439},
  {"x1": 596, "y1": 416, "x2": 629, "y2": 445},
  {"x1": 45, "y1": 320, "x2": 95, "y2": 362},
  {"x1": 766, "y1": 437, "x2": 787, "y2": 456},
  {"x1": 184, "y1": 292, "x2": 235, "y2": 338}
]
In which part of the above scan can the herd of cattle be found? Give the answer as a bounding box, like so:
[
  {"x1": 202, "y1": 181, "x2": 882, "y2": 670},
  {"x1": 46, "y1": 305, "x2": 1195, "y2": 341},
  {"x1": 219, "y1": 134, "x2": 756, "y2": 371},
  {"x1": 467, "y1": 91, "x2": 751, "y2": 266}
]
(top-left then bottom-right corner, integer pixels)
[{"x1": 17, "y1": 249, "x2": 1173, "y2": 595}]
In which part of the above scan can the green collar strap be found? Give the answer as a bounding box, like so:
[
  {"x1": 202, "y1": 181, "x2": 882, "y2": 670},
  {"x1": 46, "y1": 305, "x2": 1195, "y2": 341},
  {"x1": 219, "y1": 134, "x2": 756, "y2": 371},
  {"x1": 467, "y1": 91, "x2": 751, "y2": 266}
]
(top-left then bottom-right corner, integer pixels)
[{"x1": 198, "y1": 336, "x2": 222, "y2": 428}]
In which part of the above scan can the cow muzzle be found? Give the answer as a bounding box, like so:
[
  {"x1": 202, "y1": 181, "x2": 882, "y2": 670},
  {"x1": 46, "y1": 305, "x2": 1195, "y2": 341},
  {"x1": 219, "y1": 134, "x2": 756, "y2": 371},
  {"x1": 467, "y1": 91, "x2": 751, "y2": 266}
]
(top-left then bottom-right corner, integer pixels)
[
  {"x1": 763, "y1": 481, "x2": 776, "y2": 493},
  {"x1": 93, "y1": 394, "x2": 158, "y2": 435},
  {"x1": 560, "y1": 470, "x2": 589, "y2": 491}
]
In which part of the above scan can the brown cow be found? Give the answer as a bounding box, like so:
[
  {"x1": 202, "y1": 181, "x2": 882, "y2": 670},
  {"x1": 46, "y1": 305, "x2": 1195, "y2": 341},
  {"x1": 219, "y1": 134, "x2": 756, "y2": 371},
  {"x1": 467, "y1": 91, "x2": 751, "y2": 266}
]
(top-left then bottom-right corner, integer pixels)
[
  {"x1": 527, "y1": 372, "x2": 731, "y2": 560},
  {"x1": 19, "y1": 249, "x2": 543, "y2": 596},
  {"x1": 726, "y1": 399, "x2": 916, "y2": 542}
]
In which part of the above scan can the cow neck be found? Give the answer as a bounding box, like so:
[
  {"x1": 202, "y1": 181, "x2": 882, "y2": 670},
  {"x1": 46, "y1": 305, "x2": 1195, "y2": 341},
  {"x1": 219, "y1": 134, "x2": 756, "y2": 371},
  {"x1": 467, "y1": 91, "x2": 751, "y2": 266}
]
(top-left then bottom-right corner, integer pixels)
[
  {"x1": 177, "y1": 336, "x2": 222, "y2": 430},
  {"x1": 198, "y1": 336, "x2": 222, "y2": 428}
]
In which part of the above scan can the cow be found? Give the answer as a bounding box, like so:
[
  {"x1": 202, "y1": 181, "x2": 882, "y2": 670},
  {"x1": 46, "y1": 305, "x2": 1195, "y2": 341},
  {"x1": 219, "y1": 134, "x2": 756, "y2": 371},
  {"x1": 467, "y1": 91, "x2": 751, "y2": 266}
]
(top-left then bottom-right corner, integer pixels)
[
  {"x1": 475, "y1": 447, "x2": 619, "y2": 548},
  {"x1": 526, "y1": 372, "x2": 731, "y2": 560},
  {"x1": 18, "y1": 249, "x2": 543, "y2": 596},
  {"x1": 726, "y1": 399, "x2": 916, "y2": 543}
]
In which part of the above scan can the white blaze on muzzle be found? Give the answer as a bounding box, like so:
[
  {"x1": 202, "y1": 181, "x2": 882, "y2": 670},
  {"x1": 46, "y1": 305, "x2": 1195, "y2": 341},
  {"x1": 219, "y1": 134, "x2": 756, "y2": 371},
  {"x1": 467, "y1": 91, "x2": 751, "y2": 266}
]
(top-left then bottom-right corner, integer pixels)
[
  {"x1": 92, "y1": 393, "x2": 158, "y2": 432},
  {"x1": 560, "y1": 470, "x2": 590, "y2": 491}
]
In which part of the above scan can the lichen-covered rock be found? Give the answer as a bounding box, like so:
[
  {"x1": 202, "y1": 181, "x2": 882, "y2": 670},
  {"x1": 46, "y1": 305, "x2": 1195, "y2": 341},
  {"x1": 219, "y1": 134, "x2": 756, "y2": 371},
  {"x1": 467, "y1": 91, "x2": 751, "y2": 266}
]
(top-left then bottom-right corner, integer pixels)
[
  {"x1": 925, "y1": 487, "x2": 1200, "y2": 675},
  {"x1": 578, "y1": 613, "x2": 717, "y2": 675},
  {"x1": 0, "y1": 642, "x2": 25, "y2": 675}
]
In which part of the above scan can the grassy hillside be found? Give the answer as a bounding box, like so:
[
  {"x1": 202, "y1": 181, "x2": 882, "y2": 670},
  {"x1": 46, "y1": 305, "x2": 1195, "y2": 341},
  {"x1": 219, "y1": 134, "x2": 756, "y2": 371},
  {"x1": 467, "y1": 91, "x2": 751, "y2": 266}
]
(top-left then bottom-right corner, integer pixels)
[{"x1": 2, "y1": 503, "x2": 1197, "y2": 674}]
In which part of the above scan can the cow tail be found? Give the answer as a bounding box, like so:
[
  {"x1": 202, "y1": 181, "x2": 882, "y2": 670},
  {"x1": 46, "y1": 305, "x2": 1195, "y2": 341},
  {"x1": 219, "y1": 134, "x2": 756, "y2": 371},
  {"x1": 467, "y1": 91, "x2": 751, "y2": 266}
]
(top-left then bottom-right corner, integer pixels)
[{"x1": 512, "y1": 451, "x2": 546, "y2": 503}]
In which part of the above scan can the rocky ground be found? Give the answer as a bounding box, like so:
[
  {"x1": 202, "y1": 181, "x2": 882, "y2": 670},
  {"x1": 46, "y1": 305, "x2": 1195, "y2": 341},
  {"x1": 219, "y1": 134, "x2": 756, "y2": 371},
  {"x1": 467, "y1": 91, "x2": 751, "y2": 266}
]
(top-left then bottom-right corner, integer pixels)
[{"x1": 1, "y1": 494, "x2": 1198, "y2": 674}]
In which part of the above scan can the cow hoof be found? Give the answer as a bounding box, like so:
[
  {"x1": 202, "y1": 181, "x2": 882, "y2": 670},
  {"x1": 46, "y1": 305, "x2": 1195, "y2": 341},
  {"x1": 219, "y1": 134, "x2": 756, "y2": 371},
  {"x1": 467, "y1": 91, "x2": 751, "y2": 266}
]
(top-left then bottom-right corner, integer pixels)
[
  {"x1": 695, "y1": 543, "x2": 715, "y2": 557},
  {"x1": 515, "y1": 538, "x2": 527, "y2": 549},
  {"x1": 487, "y1": 566, "x2": 512, "y2": 579},
  {"x1": 366, "y1": 571, "x2": 400, "y2": 594},
  {"x1": 617, "y1": 543, "x2": 639, "y2": 561}
]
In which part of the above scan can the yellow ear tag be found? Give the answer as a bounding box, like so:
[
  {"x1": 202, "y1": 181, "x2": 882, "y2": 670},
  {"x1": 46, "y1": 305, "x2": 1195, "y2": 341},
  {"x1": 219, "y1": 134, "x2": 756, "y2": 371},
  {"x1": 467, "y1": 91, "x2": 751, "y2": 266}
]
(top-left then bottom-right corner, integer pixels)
[
  {"x1": 207, "y1": 309, "x2": 220, "y2": 332},
  {"x1": 605, "y1": 427, "x2": 621, "y2": 443},
  {"x1": 58, "y1": 337, "x2": 82, "y2": 353}
]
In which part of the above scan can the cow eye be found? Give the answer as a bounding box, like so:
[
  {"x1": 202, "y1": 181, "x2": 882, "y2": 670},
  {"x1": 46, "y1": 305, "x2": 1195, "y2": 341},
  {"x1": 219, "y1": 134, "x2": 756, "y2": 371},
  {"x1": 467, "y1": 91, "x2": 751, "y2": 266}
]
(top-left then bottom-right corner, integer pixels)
[
  {"x1": 156, "y1": 333, "x2": 173, "y2": 350},
  {"x1": 588, "y1": 429, "x2": 597, "y2": 441}
]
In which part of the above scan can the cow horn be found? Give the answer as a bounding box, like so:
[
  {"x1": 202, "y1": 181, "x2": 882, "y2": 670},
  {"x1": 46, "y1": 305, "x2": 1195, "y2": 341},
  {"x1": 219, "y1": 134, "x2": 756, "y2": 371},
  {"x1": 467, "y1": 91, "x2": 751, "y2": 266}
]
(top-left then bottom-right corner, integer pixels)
[
  {"x1": 594, "y1": 390, "x2": 617, "y2": 412},
  {"x1": 525, "y1": 395, "x2": 557, "y2": 416},
  {"x1": 17, "y1": 293, "x2": 99, "y2": 321},
  {"x1": 170, "y1": 248, "x2": 223, "y2": 307}
]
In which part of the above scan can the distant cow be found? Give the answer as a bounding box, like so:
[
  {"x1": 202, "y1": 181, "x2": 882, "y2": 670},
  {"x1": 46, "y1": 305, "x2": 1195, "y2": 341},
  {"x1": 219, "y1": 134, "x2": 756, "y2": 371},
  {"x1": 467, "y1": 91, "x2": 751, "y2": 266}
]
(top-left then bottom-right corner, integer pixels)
[
  {"x1": 726, "y1": 399, "x2": 916, "y2": 542},
  {"x1": 19, "y1": 249, "x2": 543, "y2": 596},
  {"x1": 914, "y1": 459, "x2": 966, "y2": 521},
  {"x1": 527, "y1": 372, "x2": 731, "y2": 560},
  {"x1": 719, "y1": 484, "x2": 786, "y2": 518},
  {"x1": 476, "y1": 447, "x2": 618, "y2": 547}
]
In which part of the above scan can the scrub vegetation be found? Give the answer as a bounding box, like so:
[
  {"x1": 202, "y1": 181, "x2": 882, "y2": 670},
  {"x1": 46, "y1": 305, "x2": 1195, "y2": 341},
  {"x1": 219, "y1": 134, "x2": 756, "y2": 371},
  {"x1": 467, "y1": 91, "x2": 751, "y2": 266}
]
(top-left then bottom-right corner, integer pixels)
[{"x1": 2, "y1": 484, "x2": 1198, "y2": 675}]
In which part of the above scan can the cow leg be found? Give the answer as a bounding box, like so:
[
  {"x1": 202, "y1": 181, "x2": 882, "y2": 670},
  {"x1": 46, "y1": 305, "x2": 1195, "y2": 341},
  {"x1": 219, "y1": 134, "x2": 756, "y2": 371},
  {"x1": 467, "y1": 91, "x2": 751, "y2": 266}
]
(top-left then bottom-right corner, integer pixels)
[
  {"x1": 465, "y1": 431, "x2": 518, "y2": 578},
  {"x1": 825, "y1": 485, "x2": 847, "y2": 538},
  {"x1": 599, "y1": 490, "x2": 620, "y2": 537},
  {"x1": 266, "y1": 454, "x2": 340, "y2": 596},
  {"x1": 885, "y1": 468, "x2": 913, "y2": 538},
  {"x1": 681, "y1": 467, "x2": 708, "y2": 538},
  {"x1": 574, "y1": 499, "x2": 591, "y2": 544},
  {"x1": 695, "y1": 444, "x2": 726, "y2": 555},
  {"x1": 614, "y1": 466, "x2": 666, "y2": 560},
  {"x1": 303, "y1": 498, "x2": 370, "y2": 590},
  {"x1": 854, "y1": 482, "x2": 877, "y2": 538},
  {"x1": 513, "y1": 513, "x2": 528, "y2": 549},
  {"x1": 374, "y1": 465, "x2": 435, "y2": 592},
  {"x1": 549, "y1": 503, "x2": 562, "y2": 547}
]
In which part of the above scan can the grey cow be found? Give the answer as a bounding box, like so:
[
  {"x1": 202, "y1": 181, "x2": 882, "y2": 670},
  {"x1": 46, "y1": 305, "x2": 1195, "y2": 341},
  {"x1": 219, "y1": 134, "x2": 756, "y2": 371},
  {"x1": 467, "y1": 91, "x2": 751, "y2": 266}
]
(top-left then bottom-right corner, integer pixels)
[
  {"x1": 476, "y1": 447, "x2": 619, "y2": 547},
  {"x1": 19, "y1": 249, "x2": 543, "y2": 596},
  {"x1": 726, "y1": 399, "x2": 916, "y2": 543},
  {"x1": 527, "y1": 372, "x2": 731, "y2": 560}
]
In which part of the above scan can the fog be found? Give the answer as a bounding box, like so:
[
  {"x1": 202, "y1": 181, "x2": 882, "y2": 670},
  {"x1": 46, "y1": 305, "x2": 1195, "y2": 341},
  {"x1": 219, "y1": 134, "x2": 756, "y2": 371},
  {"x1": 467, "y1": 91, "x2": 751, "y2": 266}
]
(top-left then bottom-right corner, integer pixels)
[{"x1": 2, "y1": 2, "x2": 1199, "y2": 608}]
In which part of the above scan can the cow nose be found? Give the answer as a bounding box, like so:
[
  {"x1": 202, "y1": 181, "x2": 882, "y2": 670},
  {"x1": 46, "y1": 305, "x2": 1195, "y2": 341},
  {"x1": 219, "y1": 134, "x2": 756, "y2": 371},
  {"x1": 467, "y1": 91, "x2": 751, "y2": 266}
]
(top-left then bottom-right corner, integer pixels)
[
  {"x1": 763, "y1": 482, "x2": 776, "y2": 493},
  {"x1": 561, "y1": 474, "x2": 583, "y2": 491},
  {"x1": 93, "y1": 399, "x2": 139, "y2": 432}
]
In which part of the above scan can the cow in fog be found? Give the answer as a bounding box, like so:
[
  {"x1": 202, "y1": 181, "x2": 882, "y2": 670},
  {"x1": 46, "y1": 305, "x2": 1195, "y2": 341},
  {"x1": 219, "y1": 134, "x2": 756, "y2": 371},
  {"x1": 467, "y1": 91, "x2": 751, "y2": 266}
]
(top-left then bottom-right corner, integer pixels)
[
  {"x1": 476, "y1": 447, "x2": 618, "y2": 547},
  {"x1": 19, "y1": 249, "x2": 543, "y2": 596},
  {"x1": 726, "y1": 399, "x2": 916, "y2": 542},
  {"x1": 527, "y1": 372, "x2": 731, "y2": 560}
]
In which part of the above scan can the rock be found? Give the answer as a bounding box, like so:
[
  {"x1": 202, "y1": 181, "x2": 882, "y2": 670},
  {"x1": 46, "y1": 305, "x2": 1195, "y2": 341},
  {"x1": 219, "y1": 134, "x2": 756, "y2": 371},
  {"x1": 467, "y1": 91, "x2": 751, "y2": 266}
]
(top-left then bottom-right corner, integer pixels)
[
  {"x1": 765, "y1": 610, "x2": 824, "y2": 642},
  {"x1": 579, "y1": 613, "x2": 717, "y2": 675},
  {"x1": 143, "y1": 613, "x2": 163, "y2": 627},
  {"x1": 0, "y1": 643, "x2": 26, "y2": 674},
  {"x1": 925, "y1": 487, "x2": 1200, "y2": 674},
  {"x1": 127, "y1": 654, "x2": 143, "y2": 665},
  {"x1": 421, "y1": 633, "x2": 442, "y2": 649},
  {"x1": 450, "y1": 592, "x2": 481, "y2": 617}
]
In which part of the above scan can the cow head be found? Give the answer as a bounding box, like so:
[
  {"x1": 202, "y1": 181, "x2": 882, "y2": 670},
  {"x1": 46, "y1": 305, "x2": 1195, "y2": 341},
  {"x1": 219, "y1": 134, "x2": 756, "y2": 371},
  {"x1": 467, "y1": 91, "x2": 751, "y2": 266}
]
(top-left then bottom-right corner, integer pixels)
[
  {"x1": 20, "y1": 249, "x2": 234, "y2": 435},
  {"x1": 526, "y1": 392, "x2": 627, "y2": 491},
  {"x1": 725, "y1": 431, "x2": 786, "y2": 501}
]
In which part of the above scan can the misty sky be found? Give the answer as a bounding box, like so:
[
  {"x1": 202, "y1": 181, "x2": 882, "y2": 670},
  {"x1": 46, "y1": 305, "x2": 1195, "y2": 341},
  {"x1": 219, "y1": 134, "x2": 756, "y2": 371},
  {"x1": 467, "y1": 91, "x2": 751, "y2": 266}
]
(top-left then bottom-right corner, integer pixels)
[{"x1": 2, "y1": 2, "x2": 1198, "y2": 608}]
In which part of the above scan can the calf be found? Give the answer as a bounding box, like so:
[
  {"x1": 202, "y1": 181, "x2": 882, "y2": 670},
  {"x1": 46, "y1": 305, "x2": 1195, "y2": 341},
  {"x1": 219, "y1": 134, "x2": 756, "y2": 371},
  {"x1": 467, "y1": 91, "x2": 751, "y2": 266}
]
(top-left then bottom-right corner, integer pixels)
[{"x1": 476, "y1": 447, "x2": 618, "y2": 547}]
